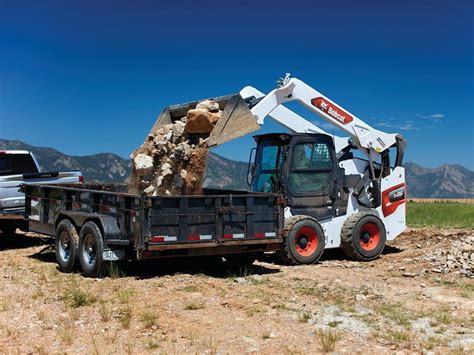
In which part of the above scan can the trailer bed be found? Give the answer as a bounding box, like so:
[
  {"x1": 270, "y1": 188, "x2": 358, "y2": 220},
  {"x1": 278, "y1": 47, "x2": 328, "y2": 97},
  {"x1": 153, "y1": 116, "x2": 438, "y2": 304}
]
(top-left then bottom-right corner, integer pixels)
[{"x1": 23, "y1": 183, "x2": 284, "y2": 274}]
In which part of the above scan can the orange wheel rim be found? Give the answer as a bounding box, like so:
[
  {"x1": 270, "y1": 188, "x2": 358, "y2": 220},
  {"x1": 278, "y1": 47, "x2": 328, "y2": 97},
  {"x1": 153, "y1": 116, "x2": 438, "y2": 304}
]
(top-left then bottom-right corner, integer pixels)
[
  {"x1": 295, "y1": 226, "x2": 318, "y2": 257},
  {"x1": 359, "y1": 223, "x2": 380, "y2": 251}
]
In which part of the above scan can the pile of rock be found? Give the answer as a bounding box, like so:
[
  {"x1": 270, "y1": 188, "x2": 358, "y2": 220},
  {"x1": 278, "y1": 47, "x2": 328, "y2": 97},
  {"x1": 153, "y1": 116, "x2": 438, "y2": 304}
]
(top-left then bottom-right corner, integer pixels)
[
  {"x1": 128, "y1": 99, "x2": 222, "y2": 196},
  {"x1": 423, "y1": 235, "x2": 474, "y2": 277}
]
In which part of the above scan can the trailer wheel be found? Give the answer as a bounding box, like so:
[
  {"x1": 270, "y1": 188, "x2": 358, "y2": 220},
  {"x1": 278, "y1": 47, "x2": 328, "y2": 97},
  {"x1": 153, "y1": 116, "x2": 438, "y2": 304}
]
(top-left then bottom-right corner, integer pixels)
[
  {"x1": 55, "y1": 220, "x2": 79, "y2": 273},
  {"x1": 341, "y1": 213, "x2": 386, "y2": 261},
  {"x1": 282, "y1": 216, "x2": 325, "y2": 265},
  {"x1": 78, "y1": 221, "x2": 105, "y2": 278}
]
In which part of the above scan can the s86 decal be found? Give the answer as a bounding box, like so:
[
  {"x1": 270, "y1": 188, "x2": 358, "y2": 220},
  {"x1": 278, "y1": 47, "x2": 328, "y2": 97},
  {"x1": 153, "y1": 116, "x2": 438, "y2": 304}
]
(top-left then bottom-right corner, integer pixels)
[
  {"x1": 389, "y1": 187, "x2": 405, "y2": 202},
  {"x1": 382, "y1": 183, "x2": 406, "y2": 217}
]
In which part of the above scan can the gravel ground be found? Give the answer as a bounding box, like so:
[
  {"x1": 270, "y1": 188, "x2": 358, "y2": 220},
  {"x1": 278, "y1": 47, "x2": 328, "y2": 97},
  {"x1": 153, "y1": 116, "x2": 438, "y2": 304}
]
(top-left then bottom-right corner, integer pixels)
[{"x1": 0, "y1": 228, "x2": 473, "y2": 354}]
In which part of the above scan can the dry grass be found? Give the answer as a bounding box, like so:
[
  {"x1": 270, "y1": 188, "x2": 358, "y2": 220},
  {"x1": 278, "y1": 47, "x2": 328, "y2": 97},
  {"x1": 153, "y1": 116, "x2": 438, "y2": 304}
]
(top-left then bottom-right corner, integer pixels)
[
  {"x1": 140, "y1": 310, "x2": 158, "y2": 328},
  {"x1": 66, "y1": 288, "x2": 97, "y2": 308},
  {"x1": 106, "y1": 262, "x2": 126, "y2": 278},
  {"x1": 184, "y1": 301, "x2": 205, "y2": 310},
  {"x1": 297, "y1": 311, "x2": 311, "y2": 323},
  {"x1": 57, "y1": 321, "x2": 75, "y2": 345},
  {"x1": 316, "y1": 329, "x2": 339, "y2": 352},
  {"x1": 116, "y1": 288, "x2": 133, "y2": 303},
  {"x1": 119, "y1": 306, "x2": 133, "y2": 329},
  {"x1": 99, "y1": 303, "x2": 112, "y2": 322}
]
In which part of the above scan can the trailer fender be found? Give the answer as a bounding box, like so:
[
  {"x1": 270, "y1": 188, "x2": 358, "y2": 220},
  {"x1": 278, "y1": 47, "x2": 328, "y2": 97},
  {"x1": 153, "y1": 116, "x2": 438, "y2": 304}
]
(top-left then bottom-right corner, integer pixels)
[{"x1": 56, "y1": 212, "x2": 121, "y2": 240}]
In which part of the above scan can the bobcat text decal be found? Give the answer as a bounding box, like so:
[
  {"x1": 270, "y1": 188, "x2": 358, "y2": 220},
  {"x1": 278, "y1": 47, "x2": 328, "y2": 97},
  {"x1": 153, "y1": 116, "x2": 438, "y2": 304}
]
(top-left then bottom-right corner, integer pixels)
[{"x1": 311, "y1": 97, "x2": 353, "y2": 125}]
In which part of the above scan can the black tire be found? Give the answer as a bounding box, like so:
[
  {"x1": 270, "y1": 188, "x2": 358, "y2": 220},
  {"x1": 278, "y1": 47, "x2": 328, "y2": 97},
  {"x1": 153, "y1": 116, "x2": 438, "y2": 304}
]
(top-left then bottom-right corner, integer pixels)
[
  {"x1": 55, "y1": 220, "x2": 79, "y2": 273},
  {"x1": 78, "y1": 221, "x2": 105, "y2": 278},
  {"x1": 282, "y1": 216, "x2": 325, "y2": 265},
  {"x1": 340, "y1": 212, "x2": 386, "y2": 261},
  {"x1": 225, "y1": 253, "x2": 258, "y2": 267},
  {"x1": 0, "y1": 222, "x2": 17, "y2": 238}
]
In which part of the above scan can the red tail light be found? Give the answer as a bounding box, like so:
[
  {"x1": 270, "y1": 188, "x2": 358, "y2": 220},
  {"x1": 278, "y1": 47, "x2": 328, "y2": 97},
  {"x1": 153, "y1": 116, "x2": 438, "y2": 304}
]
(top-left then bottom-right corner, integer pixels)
[{"x1": 79, "y1": 175, "x2": 84, "y2": 183}]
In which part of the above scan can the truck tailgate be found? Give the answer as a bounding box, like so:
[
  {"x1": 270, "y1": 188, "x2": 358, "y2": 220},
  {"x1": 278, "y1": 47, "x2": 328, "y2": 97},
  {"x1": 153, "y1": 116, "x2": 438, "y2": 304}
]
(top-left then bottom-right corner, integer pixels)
[{"x1": 1, "y1": 172, "x2": 82, "y2": 213}]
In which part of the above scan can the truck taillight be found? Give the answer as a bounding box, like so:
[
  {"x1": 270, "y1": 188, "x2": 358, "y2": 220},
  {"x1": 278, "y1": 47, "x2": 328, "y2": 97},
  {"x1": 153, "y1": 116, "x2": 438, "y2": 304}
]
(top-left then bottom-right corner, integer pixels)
[{"x1": 79, "y1": 176, "x2": 84, "y2": 183}]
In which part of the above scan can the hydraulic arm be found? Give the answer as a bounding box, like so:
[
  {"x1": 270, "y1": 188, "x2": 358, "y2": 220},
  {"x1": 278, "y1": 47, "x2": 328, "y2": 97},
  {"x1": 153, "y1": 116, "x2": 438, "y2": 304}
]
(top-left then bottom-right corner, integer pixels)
[{"x1": 240, "y1": 74, "x2": 398, "y2": 156}]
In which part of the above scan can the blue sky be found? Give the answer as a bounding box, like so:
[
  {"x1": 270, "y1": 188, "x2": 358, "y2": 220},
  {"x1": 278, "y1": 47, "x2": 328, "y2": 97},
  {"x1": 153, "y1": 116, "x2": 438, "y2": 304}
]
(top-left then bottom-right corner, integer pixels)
[{"x1": 1, "y1": 0, "x2": 473, "y2": 169}]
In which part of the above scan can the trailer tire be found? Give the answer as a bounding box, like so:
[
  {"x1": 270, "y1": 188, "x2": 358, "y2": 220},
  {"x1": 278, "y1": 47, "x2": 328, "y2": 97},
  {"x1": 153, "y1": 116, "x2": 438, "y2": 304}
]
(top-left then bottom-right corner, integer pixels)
[
  {"x1": 282, "y1": 216, "x2": 325, "y2": 265},
  {"x1": 340, "y1": 212, "x2": 386, "y2": 261},
  {"x1": 78, "y1": 221, "x2": 105, "y2": 278},
  {"x1": 55, "y1": 220, "x2": 79, "y2": 273}
]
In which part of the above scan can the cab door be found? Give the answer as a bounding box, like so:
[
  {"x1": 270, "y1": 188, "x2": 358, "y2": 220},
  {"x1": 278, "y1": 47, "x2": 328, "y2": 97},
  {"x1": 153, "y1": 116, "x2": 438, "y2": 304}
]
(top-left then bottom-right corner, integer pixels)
[{"x1": 284, "y1": 135, "x2": 338, "y2": 220}]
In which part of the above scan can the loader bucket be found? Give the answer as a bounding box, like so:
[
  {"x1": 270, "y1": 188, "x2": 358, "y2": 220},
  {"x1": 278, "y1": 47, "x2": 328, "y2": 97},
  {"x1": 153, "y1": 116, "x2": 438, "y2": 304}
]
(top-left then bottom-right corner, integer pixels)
[{"x1": 148, "y1": 94, "x2": 261, "y2": 148}]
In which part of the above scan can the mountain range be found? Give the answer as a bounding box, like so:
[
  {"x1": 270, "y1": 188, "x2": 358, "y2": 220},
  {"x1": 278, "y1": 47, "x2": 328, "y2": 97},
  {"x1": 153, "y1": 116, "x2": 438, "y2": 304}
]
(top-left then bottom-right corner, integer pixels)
[{"x1": 1, "y1": 139, "x2": 472, "y2": 198}]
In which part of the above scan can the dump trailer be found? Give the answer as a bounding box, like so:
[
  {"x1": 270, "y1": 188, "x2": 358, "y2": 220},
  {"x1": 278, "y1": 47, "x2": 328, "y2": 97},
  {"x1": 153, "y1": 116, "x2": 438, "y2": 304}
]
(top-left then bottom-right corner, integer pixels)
[{"x1": 22, "y1": 183, "x2": 283, "y2": 277}]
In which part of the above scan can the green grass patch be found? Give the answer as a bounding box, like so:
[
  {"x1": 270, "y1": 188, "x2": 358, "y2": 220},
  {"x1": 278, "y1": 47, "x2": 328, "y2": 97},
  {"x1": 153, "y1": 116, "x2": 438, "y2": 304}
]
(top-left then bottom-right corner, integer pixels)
[
  {"x1": 407, "y1": 202, "x2": 474, "y2": 229},
  {"x1": 66, "y1": 288, "x2": 97, "y2": 308}
]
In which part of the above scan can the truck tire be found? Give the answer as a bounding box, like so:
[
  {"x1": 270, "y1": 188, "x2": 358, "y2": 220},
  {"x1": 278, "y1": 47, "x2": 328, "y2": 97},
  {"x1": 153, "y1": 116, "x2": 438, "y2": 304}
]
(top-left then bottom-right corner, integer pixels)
[
  {"x1": 78, "y1": 221, "x2": 105, "y2": 278},
  {"x1": 281, "y1": 216, "x2": 325, "y2": 265},
  {"x1": 340, "y1": 212, "x2": 386, "y2": 261},
  {"x1": 55, "y1": 220, "x2": 79, "y2": 273}
]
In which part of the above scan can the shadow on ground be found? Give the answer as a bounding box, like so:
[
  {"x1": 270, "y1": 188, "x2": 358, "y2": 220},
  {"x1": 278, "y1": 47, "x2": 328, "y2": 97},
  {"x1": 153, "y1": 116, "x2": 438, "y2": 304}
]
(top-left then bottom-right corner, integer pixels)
[
  {"x1": 28, "y1": 249, "x2": 281, "y2": 280},
  {"x1": 0, "y1": 230, "x2": 51, "y2": 251},
  {"x1": 28, "y1": 244, "x2": 404, "y2": 280},
  {"x1": 123, "y1": 258, "x2": 281, "y2": 280},
  {"x1": 260, "y1": 242, "x2": 403, "y2": 265},
  {"x1": 23, "y1": 232, "x2": 403, "y2": 279}
]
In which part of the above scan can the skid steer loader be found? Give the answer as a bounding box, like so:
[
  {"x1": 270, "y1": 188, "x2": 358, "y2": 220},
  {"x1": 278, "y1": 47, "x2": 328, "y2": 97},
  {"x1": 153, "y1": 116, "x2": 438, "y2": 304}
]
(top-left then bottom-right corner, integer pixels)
[{"x1": 151, "y1": 74, "x2": 407, "y2": 263}]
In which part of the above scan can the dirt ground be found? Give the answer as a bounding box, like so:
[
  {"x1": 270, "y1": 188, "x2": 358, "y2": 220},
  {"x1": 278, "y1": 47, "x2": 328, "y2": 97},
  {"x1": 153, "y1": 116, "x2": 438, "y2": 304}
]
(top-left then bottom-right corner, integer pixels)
[{"x1": 0, "y1": 228, "x2": 473, "y2": 354}]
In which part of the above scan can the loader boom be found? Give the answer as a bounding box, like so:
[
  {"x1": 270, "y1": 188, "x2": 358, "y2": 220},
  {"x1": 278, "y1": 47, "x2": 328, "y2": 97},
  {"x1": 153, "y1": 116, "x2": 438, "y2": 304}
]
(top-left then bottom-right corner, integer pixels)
[
  {"x1": 240, "y1": 74, "x2": 398, "y2": 155},
  {"x1": 239, "y1": 85, "x2": 349, "y2": 152}
]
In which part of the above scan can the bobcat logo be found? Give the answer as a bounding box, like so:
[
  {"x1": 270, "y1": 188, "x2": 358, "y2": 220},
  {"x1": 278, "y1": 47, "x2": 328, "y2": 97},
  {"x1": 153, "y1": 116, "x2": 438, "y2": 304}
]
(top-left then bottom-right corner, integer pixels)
[{"x1": 310, "y1": 97, "x2": 354, "y2": 125}]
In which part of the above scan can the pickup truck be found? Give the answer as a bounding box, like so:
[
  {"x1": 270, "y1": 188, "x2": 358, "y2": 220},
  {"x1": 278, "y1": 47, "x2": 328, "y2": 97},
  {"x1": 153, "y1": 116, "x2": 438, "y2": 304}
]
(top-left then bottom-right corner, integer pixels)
[
  {"x1": 0, "y1": 150, "x2": 83, "y2": 236},
  {"x1": 23, "y1": 183, "x2": 284, "y2": 277}
]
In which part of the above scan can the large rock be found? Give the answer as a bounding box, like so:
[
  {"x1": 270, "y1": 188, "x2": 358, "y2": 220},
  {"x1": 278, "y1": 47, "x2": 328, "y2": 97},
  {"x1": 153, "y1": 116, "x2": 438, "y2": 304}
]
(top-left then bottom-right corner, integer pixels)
[
  {"x1": 185, "y1": 109, "x2": 221, "y2": 134},
  {"x1": 133, "y1": 154, "x2": 154, "y2": 175},
  {"x1": 196, "y1": 99, "x2": 220, "y2": 112},
  {"x1": 129, "y1": 101, "x2": 215, "y2": 196}
]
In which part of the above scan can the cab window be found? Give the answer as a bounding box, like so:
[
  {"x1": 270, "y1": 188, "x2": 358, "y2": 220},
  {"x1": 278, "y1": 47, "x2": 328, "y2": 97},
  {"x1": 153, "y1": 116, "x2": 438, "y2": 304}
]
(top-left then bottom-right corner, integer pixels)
[
  {"x1": 289, "y1": 142, "x2": 332, "y2": 194},
  {"x1": 0, "y1": 154, "x2": 38, "y2": 176},
  {"x1": 252, "y1": 142, "x2": 283, "y2": 193}
]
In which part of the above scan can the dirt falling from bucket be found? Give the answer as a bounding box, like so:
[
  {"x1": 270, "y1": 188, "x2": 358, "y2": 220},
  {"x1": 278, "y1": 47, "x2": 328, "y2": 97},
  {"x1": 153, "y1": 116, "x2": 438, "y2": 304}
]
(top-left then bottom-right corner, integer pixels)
[
  {"x1": 181, "y1": 145, "x2": 209, "y2": 195},
  {"x1": 128, "y1": 100, "x2": 221, "y2": 196}
]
